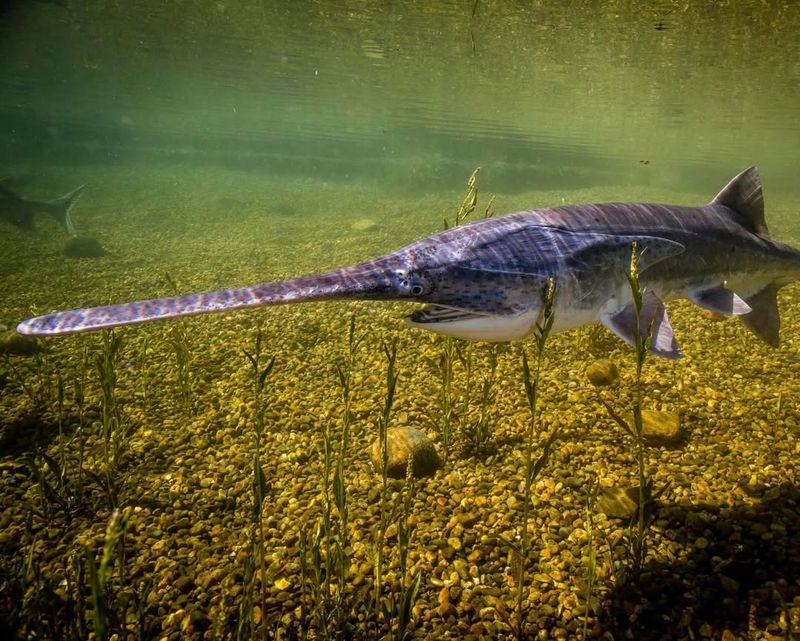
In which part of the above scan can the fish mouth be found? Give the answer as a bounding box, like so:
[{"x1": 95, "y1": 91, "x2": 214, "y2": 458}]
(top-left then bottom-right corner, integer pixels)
[
  {"x1": 406, "y1": 304, "x2": 540, "y2": 342},
  {"x1": 406, "y1": 304, "x2": 488, "y2": 324}
]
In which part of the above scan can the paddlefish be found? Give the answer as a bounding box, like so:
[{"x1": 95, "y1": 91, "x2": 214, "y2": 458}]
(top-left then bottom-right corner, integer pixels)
[
  {"x1": 0, "y1": 178, "x2": 84, "y2": 237},
  {"x1": 16, "y1": 167, "x2": 800, "y2": 359}
]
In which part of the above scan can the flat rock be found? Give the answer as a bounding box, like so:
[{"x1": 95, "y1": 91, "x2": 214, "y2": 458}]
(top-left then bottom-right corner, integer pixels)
[{"x1": 369, "y1": 426, "x2": 440, "y2": 479}]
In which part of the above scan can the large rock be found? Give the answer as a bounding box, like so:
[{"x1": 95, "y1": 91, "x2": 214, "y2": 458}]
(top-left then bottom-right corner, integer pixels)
[
  {"x1": 585, "y1": 359, "x2": 619, "y2": 387},
  {"x1": 641, "y1": 409, "x2": 682, "y2": 445},
  {"x1": 369, "y1": 426, "x2": 440, "y2": 479}
]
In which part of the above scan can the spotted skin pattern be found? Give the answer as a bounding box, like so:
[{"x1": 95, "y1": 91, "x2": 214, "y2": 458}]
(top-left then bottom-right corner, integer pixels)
[{"x1": 17, "y1": 167, "x2": 800, "y2": 356}]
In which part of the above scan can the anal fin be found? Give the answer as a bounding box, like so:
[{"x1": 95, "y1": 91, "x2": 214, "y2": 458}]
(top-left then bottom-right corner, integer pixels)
[
  {"x1": 740, "y1": 284, "x2": 780, "y2": 347},
  {"x1": 601, "y1": 291, "x2": 682, "y2": 359},
  {"x1": 688, "y1": 285, "x2": 751, "y2": 316}
]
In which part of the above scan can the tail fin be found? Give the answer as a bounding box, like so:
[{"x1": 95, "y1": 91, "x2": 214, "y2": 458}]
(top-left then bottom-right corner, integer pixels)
[{"x1": 46, "y1": 185, "x2": 85, "y2": 237}]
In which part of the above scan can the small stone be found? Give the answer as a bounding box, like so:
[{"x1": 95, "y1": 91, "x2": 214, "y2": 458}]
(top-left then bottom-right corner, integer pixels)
[
  {"x1": 447, "y1": 536, "x2": 462, "y2": 551},
  {"x1": 585, "y1": 359, "x2": 619, "y2": 387},
  {"x1": 369, "y1": 426, "x2": 441, "y2": 479},
  {"x1": 441, "y1": 545, "x2": 456, "y2": 561},
  {"x1": 438, "y1": 586, "x2": 450, "y2": 608},
  {"x1": 453, "y1": 559, "x2": 469, "y2": 580},
  {"x1": 437, "y1": 585, "x2": 457, "y2": 618},
  {"x1": 720, "y1": 575, "x2": 740, "y2": 595},
  {"x1": 173, "y1": 575, "x2": 194, "y2": 594},
  {"x1": 456, "y1": 513, "x2": 479, "y2": 528},
  {"x1": 701, "y1": 310, "x2": 726, "y2": 322},
  {"x1": 188, "y1": 609, "x2": 211, "y2": 632},
  {"x1": 641, "y1": 409, "x2": 682, "y2": 445}
]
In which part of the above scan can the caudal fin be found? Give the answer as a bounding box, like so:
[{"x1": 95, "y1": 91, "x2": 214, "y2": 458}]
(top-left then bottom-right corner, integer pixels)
[{"x1": 46, "y1": 185, "x2": 85, "y2": 237}]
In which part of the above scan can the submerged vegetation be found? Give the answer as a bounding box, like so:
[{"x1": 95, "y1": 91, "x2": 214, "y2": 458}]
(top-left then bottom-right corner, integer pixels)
[{"x1": 0, "y1": 169, "x2": 799, "y2": 641}]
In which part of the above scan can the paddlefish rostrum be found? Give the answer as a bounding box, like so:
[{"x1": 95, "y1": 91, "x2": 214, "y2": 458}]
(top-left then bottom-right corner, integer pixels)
[{"x1": 17, "y1": 167, "x2": 800, "y2": 359}]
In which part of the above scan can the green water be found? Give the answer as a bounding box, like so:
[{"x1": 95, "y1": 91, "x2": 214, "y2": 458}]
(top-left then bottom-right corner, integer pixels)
[
  {"x1": 1, "y1": 2, "x2": 800, "y2": 641},
  {"x1": 2, "y1": 1, "x2": 800, "y2": 198}
]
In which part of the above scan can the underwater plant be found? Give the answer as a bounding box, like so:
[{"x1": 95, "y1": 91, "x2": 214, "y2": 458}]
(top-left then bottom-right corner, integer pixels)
[
  {"x1": 582, "y1": 477, "x2": 600, "y2": 641},
  {"x1": 461, "y1": 343, "x2": 501, "y2": 451},
  {"x1": 86, "y1": 508, "x2": 130, "y2": 641},
  {"x1": 241, "y1": 325, "x2": 275, "y2": 640},
  {"x1": 435, "y1": 334, "x2": 456, "y2": 457},
  {"x1": 373, "y1": 338, "x2": 400, "y2": 631},
  {"x1": 165, "y1": 274, "x2": 195, "y2": 415},
  {"x1": 513, "y1": 279, "x2": 561, "y2": 640},
  {"x1": 94, "y1": 330, "x2": 126, "y2": 507},
  {"x1": 302, "y1": 314, "x2": 362, "y2": 638},
  {"x1": 367, "y1": 338, "x2": 422, "y2": 641},
  {"x1": 384, "y1": 461, "x2": 423, "y2": 641},
  {"x1": 436, "y1": 167, "x2": 496, "y2": 455},
  {"x1": 596, "y1": 243, "x2": 668, "y2": 586}
]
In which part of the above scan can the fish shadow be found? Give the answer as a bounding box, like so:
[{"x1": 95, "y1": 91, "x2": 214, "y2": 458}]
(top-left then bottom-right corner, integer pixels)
[
  {"x1": 599, "y1": 482, "x2": 800, "y2": 639},
  {"x1": 0, "y1": 413, "x2": 66, "y2": 458}
]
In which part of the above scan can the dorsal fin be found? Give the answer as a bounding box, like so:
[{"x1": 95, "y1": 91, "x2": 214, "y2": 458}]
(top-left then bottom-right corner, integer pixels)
[{"x1": 711, "y1": 166, "x2": 768, "y2": 237}]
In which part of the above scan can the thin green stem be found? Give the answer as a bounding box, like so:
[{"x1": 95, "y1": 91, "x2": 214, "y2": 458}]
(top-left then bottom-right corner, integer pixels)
[{"x1": 516, "y1": 280, "x2": 558, "y2": 639}]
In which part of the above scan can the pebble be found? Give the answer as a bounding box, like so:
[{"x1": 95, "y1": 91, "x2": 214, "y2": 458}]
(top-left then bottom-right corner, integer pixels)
[{"x1": 5, "y1": 242, "x2": 800, "y2": 641}]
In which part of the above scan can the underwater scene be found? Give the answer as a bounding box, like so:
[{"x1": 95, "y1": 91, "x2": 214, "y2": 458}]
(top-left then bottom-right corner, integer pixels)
[{"x1": 1, "y1": 1, "x2": 800, "y2": 640}]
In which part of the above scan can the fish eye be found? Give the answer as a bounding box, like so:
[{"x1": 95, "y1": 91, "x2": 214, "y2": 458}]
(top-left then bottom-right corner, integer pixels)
[{"x1": 408, "y1": 272, "x2": 433, "y2": 296}]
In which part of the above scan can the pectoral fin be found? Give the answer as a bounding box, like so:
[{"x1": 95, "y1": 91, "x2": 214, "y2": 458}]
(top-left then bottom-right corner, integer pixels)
[
  {"x1": 601, "y1": 291, "x2": 682, "y2": 359},
  {"x1": 688, "y1": 285, "x2": 751, "y2": 316}
]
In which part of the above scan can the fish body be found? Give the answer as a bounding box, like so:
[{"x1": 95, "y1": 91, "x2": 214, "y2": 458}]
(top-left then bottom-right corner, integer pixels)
[
  {"x1": 0, "y1": 179, "x2": 84, "y2": 237},
  {"x1": 16, "y1": 167, "x2": 800, "y2": 358}
]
